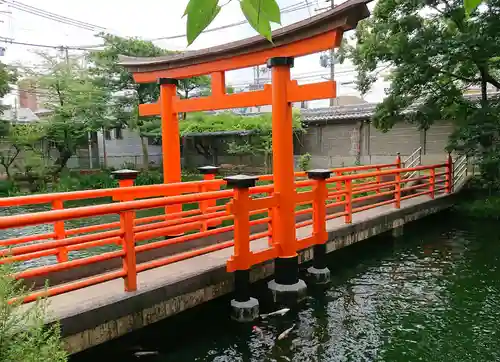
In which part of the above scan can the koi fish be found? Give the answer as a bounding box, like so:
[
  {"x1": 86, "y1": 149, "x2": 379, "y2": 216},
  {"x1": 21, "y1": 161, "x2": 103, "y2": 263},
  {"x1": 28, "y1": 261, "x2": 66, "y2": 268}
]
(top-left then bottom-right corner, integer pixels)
[
  {"x1": 260, "y1": 308, "x2": 290, "y2": 319},
  {"x1": 277, "y1": 324, "x2": 296, "y2": 341}
]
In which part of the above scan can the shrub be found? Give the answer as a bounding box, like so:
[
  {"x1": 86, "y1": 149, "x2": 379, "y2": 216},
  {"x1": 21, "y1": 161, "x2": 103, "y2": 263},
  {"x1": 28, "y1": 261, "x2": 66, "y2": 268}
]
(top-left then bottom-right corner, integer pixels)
[
  {"x1": 298, "y1": 153, "x2": 312, "y2": 172},
  {"x1": 0, "y1": 264, "x2": 67, "y2": 362}
]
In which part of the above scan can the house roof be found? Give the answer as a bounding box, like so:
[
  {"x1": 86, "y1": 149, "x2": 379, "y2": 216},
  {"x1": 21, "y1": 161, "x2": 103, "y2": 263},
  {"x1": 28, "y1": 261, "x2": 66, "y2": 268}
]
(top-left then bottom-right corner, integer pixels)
[
  {"x1": 182, "y1": 130, "x2": 256, "y2": 138},
  {"x1": 301, "y1": 91, "x2": 500, "y2": 122},
  {"x1": 0, "y1": 108, "x2": 40, "y2": 124},
  {"x1": 302, "y1": 103, "x2": 377, "y2": 122}
]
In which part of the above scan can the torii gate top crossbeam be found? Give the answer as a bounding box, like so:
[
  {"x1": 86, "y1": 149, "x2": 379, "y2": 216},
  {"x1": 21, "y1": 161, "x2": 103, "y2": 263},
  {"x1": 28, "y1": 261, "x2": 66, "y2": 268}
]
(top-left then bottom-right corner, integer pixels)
[{"x1": 118, "y1": 0, "x2": 371, "y2": 82}]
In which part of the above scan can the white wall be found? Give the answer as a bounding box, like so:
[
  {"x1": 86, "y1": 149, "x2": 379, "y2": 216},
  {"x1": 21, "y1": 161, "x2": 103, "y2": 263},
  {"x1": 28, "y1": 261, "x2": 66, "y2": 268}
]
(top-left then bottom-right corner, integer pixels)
[{"x1": 97, "y1": 128, "x2": 162, "y2": 169}]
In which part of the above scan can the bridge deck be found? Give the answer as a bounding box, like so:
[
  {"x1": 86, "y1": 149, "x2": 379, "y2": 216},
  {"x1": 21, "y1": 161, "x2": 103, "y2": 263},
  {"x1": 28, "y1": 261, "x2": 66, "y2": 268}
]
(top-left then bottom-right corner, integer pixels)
[{"x1": 39, "y1": 193, "x2": 452, "y2": 354}]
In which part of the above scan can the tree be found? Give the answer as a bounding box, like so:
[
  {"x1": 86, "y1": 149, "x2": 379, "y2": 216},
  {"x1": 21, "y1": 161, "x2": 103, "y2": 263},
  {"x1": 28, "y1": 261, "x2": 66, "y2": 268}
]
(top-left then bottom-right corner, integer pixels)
[
  {"x1": 169, "y1": 110, "x2": 303, "y2": 172},
  {"x1": 0, "y1": 62, "x2": 17, "y2": 116},
  {"x1": 464, "y1": 0, "x2": 485, "y2": 14},
  {"x1": 88, "y1": 33, "x2": 210, "y2": 168},
  {"x1": 0, "y1": 264, "x2": 67, "y2": 362},
  {"x1": 23, "y1": 52, "x2": 109, "y2": 174},
  {"x1": 0, "y1": 122, "x2": 44, "y2": 180},
  {"x1": 350, "y1": 0, "x2": 500, "y2": 187},
  {"x1": 183, "y1": 0, "x2": 281, "y2": 45}
]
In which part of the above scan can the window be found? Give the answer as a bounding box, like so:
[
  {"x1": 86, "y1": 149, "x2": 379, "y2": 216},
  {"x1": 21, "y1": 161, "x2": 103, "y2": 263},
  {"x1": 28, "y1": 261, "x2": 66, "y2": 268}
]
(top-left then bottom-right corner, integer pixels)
[
  {"x1": 104, "y1": 130, "x2": 111, "y2": 140},
  {"x1": 114, "y1": 127, "x2": 123, "y2": 140}
]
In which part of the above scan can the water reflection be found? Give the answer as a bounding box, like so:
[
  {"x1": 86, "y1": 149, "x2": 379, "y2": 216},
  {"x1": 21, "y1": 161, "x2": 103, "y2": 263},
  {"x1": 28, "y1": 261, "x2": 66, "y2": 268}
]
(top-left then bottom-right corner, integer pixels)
[
  {"x1": 0, "y1": 202, "x2": 166, "y2": 270},
  {"x1": 70, "y1": 215, "x2": 500, "y2": 361}
]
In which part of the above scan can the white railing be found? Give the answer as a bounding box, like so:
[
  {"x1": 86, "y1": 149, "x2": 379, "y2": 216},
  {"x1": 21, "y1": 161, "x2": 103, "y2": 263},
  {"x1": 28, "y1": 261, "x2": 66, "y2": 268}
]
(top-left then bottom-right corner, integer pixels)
[
  {"x1": 453, "y1": 154, "x2": 469, "y2": 190},
  {"x1": 403, "y1": 147, "x2": 422, "y2": 179}
]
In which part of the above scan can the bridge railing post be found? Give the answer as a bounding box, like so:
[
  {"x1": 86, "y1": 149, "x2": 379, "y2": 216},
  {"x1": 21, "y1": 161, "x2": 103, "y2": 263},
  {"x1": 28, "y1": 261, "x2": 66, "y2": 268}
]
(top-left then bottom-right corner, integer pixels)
[
  {"x1": 52, "y1": 199, "x2": 67, "y2": 263},
  {"x1": 344, "y1": 178, "x2": 353, "y2": 224},
  {"x1": 395, "y1": 170, "x2": 401, "y2": 209},
  {"x1": 307, "y1": 169, "x2": 331, "y2": 284},
  {"x1": 430, "y1": 168, "x2": 436, "y2": 199},
  {"x1": 225, "y1": 175, "x2": 259, "y2": 322},
  {"x1": 198, "y1": 166, "x2": 221, "y2": 231},
  {"x1": 376, "y1": 167, "x2": 381, "y2": 193},
  {"x1": 307, "y1": 169, "x2": 330, "y2": 245},
  {"x1": 335, "y1": 171, "x2": 342, "y2": 203},
  {"x1": 396, "y1": 152, "x2": 402, "y2": 169},
  {"x1": 121, "y1": 208, "x2": 137, "y2": 292},
  {"x1": 112, "y1": 169, "x2": 139, "y2": 292}
]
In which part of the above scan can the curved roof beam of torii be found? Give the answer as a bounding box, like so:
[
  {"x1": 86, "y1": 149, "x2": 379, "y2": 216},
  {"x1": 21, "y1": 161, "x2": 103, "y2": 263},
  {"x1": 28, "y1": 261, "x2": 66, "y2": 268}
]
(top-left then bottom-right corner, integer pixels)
[{"x1": 118, "y1": 0, "x2": 372, "y2": 83}]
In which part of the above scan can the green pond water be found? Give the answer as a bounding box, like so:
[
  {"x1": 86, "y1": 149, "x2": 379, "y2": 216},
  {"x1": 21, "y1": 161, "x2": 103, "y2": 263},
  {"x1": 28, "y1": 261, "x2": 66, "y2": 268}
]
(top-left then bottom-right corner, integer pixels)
[
  {"x1": 67, "y1": 212, "x2": 500, "y2": 362},
  {"x1": 0, "y1": 200, "x2": 173, "y2": 270}
]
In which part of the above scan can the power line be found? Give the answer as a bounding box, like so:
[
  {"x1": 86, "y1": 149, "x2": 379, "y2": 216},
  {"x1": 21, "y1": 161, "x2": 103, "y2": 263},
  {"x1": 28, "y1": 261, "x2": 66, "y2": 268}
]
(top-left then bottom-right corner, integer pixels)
[
  {"x1": 0, "y1": 36, "x2": 95, "y2": 51},
  {"x1": 0, "y1": 0, "x2": 314, "y2": 50},
  {"x1": 1, "y1": 0, "x2": 106, "y2": 31}
]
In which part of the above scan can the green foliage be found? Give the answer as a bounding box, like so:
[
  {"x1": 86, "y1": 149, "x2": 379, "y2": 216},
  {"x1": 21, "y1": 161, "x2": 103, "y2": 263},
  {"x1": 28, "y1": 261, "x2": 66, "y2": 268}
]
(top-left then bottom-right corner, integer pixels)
[
  {"x1": 298, "y1": 153, "x2": 312, "y2": 171},
  {"x1": 88, "y1": 34, "x2": 210, "y2": 167},
  {"x1": 183, "y1": 0, "x2": 281, "y2": 45},
  {"x1": 184, "y1": 0, "x2": 221, "y2": 46},
  {"x1": 51, "y1": 171, "x2": 118, "y2": 193},
  {"x1": 455, "y1": 183, "x2": 500, "y2": 219},
  {"x1": 0, "y1": 180, "x2": 17, "y2": 196},
  {"x1": 241, "y1": 0, "x2": 274, "y2": 42},
  {"x1": 0, "y1": 264, "x2": 67, "y2": 362},
  {"x1": 464, "y1": 0, "x2": 484, "y2": 15},
  {"x1": 179, "y1": 110, "x2": 302, "y2": 135},
  {"x1": 21, "y1": 52, "x2": 109, "y2": 174},
  {"x1": 0, "y1": 122, "x2": 44, "y2": 180},
  {"x1": 136, "y1": 170, "x2": 163, "y2": 186},
  {"x1": 351, "y1": 0, "x2": 500, "y2": 186},
  {"x1": 0, "y1": 62, "x2": 17, "y2": 116}
]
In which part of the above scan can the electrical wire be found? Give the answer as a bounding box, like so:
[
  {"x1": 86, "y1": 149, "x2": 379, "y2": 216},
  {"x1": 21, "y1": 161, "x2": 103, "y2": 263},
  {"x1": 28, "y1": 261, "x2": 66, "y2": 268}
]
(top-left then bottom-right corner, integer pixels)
[
  {"x1": 0, "y1": 0, "x2": 315, "y2": 50},
  {"x1": 1, "y1": 0, "x2": 106, "y2": 31}
]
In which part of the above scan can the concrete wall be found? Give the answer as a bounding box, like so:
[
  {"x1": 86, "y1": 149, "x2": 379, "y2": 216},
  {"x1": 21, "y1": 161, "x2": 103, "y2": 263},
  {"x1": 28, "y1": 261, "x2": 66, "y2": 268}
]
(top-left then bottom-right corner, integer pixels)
[
  {"x1": 97, "y1": 129, "x2": 162, "y2": 169},
  {"x1": 299, "y1": 120, "x2": 453, "y2": 167}
]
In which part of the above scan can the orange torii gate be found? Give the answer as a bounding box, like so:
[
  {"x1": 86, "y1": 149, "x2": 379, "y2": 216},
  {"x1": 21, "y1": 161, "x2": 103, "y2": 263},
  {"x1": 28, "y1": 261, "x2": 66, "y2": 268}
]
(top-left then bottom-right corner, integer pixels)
[{"x1": 119, "y1": 0, "x2": 370, "y2": 309}]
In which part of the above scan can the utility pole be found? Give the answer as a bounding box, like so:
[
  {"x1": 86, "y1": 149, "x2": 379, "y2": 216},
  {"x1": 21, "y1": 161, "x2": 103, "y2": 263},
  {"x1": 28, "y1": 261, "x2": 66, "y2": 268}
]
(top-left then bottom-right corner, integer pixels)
[
  {"x1": 329, "y1": 0, "x2": 336, "y2": 107},
  {"x1": 254, "y1": 66, "x2": 261, "y2": 112}
]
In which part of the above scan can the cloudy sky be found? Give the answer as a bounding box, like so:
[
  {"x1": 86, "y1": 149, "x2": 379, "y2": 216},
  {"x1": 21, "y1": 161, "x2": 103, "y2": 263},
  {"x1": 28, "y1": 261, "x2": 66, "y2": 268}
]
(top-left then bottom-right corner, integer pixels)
[{"x1": 0, "y1": 0, "x2": 387, "y2": 107}]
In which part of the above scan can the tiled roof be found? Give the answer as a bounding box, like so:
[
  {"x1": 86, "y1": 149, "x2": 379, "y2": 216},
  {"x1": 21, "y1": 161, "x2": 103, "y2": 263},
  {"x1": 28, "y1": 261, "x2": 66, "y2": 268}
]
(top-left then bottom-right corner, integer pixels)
[
  {"x1": 0, "y1": 108, "x2": 40, "y2": 123},
  {"x1": 302, "y1": 92, "x2": 500, "y2": 122},
  {"x1": 302, "y1": 103, "x2": 377, "y2": 122}
]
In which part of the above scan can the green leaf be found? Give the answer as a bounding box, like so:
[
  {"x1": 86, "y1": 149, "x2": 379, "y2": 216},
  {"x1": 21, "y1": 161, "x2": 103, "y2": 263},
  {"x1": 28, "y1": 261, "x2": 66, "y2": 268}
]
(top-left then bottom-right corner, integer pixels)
[
  {"x1": 464, "y1": 0, "x2": 483, "y2": 15},
  {"x1": 240, "y1": 0, "x2": 272, "y2": 42},
  {"x1": 185, "y1": 0, "x2": 221, "y2": 45},
  {"x1": 248, "y1": 0, "x2": 281, "y2": 24}
]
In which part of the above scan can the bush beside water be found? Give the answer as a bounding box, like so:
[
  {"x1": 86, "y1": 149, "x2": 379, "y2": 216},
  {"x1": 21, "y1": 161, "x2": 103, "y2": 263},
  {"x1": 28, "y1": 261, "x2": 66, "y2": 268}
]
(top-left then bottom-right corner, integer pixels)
[{"x1": 454, "y1": 178, "x2": 500, "y2": 219}]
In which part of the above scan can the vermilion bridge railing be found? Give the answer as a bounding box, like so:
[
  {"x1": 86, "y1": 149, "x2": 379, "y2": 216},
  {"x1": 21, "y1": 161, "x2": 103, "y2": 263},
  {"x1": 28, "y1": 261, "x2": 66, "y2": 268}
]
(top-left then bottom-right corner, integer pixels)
[{"x1": 0, "y1": 158, "x2": 452, "y2": 303}]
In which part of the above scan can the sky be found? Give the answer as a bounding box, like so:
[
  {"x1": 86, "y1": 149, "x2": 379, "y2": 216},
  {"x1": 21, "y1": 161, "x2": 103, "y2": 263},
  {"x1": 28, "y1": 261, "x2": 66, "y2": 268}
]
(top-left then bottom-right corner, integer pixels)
[{"x1": 0, "y1": 0, "x2": 388, "y2": 108}]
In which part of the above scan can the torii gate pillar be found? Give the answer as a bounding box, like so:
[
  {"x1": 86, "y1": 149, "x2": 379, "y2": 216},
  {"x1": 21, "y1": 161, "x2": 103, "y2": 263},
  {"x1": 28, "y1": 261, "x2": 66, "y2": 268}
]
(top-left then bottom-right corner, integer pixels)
[
  {"x1": 267, "y1": 57, "x2": 307, "y2": 304},
  {"x1": 159, "y1": 78, "x2": 182, "y2": 216}
]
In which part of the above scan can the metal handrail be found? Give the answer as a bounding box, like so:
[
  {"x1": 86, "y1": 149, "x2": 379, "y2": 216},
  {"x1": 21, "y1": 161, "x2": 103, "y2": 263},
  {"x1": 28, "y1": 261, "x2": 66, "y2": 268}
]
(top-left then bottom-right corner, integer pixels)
[
  {"x1": 403, "y1": 147, "x2": 423, "y2": 179},
  {"x1": 452, "y1": 155, "x2": 468, "y2": 188},
  {"x1": 403, "y1": 147, "x2": 422, "y2": 165}
]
